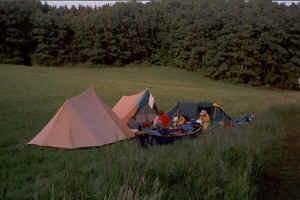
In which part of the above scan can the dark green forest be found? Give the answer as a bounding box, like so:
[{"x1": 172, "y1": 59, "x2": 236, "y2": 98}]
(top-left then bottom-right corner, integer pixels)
[{"x1": 1, "y1": 0, "x2": 300, "y2": 89}]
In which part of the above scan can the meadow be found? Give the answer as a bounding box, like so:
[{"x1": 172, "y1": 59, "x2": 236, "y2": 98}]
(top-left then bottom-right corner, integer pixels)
[{"x1": 0, "y1": 64, "x2": 299, "y2": 199}]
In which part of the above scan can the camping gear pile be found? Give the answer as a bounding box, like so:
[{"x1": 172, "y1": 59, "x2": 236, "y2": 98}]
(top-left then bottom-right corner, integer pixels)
[{"x1": 28, "y1": 88, "x2": 254, "y2": 149}]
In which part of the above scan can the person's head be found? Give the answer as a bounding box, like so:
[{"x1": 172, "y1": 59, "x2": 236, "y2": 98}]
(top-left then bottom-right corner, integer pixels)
[
  {"x1": 200, "y1": 110, "x2": 207, "y2": 116},
  {"x1": 158, "y1": 110, "x2": 164, "y2": 115}
]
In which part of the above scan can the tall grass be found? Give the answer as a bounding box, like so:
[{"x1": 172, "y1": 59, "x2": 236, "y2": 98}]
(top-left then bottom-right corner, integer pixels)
[{"x1": 11, "y1": 106, "x2": 291, "y2": 200}]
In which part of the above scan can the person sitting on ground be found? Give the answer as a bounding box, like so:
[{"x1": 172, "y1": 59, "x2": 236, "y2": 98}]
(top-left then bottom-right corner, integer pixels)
[
  {"x1": 177, "y1": 115, "x2": 187, "y2": 126},
  {"x1": 153, "y1": 110, "x2": 171, "y2": 128},
  {"x1": 198, "y1": 110, "x2": 210, "y2": 130},
  {"x1": 160, "y1": 110, "x2": 171, "y2": 128},
  {"x1": 172, "y1": 112, "x2": 179, "y2": 127}
]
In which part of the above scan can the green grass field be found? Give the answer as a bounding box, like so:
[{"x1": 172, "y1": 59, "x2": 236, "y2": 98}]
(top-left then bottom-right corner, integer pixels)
[{"x1": 0, "y1": 64, "x2": 299, "y2": 199}]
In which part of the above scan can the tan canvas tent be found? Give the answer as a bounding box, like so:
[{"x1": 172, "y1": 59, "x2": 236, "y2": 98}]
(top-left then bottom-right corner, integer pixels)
[
  {"x1": 28, "y1": 88, "x2": 134, "y2": 149},
  {"x1": 113, "y1": 89, "x2": 158, "y2": 128}
]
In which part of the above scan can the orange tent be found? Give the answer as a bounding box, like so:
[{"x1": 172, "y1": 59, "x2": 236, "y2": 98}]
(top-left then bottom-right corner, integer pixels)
[
  {"x1": 113, "y1": 89, "x2": 158, "y2": 127},
  {"x1": 28, "y1": 88, "x2": 134, "y2": 149}
]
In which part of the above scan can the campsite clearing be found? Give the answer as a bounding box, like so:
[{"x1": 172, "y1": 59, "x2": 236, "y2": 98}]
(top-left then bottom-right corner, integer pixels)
[{"x1": 0, "y1": 64, "x2": 299, "y2": 199}]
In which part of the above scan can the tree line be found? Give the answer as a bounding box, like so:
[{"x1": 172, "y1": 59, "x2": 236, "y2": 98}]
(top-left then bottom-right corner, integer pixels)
[{"x1": 0, "y1": 0, "x2": 300, "y2": 89}]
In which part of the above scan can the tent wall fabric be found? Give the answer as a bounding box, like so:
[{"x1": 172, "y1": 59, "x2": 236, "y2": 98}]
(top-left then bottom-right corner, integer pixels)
[
  {"x1": 28, "y1": 88, "x2": 134, "y2": 149},
  {"x1": 113, "y1": 89, "x2": 158, "y2": 127},
  {"x1": 167, "y1": 102, "x2": 232, "y2": 127},
  {"x1": 168, "y1": 102, "x2": 201, "y2": 119},
  {"x1": 112, "y1": 90, "x2": 144, "y2": 124}
]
